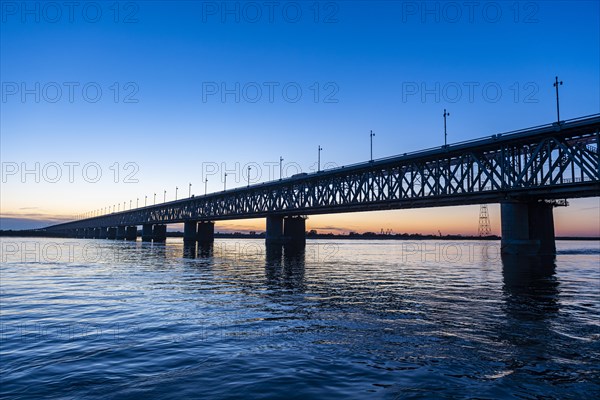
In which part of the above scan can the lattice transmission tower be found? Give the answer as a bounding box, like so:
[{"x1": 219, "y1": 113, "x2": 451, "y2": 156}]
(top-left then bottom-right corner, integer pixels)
[{"x1": 478, "y1": 204, "x2": 492, "y2": 237}]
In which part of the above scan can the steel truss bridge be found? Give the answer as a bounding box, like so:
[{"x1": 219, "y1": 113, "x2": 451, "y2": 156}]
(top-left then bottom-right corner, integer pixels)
[{"x1": 43, "y1": 114, "x2": 599, "y2": 254}]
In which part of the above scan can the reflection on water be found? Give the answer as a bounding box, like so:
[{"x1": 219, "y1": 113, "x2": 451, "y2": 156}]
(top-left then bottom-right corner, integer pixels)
[
  {"x1": 183, "y1": 242, "x2": 216, "y2": 259},
  {"x1": 264, "y1": 245, "x2": 307, "y2": 292},
  {"x1": 502, "y1": 255, "x2": 559, "y2": 320},
  {"x1": 1, "y1": 238, "x2": 598, "y2": 399}
]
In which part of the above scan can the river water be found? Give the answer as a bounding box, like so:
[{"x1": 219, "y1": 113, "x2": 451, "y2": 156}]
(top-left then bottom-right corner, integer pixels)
[{"x1": 1, "y1": 238, "x2": 598, "y2": 399}]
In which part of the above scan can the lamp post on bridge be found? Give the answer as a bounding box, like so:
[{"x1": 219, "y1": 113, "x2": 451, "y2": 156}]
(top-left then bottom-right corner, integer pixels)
[
  {"x1": 553, "y1": 76, "x2": 563, "y2": 124},
  {"x1": 175, "y1": 186, "x2": 178, "y2": 200},
  {"x1": 247, "y1": 166, "x2": 252, "y2": 187},
  {"x1": 130, "y1": 200, "x2": 132, "y2": 210},
  {"x1": 163, "y1": 190, "x2": 166, "y2": 203},
  {"x1": 188, "y1": 183, "x2": 192, "y2": 198},
  {"x1": 145, "y1": 195, "x2": 147, "y2": 207},
  {"x1": 137, "y1": 198, "x2": 139, "y2": 208},
  {"x1": 154, "y1": 193, "x2": 156, "y2": 205},
  {"x1": 224, "y1": 173, "x2": 227, "y2": 191},
  {"x1": 318, "y1": 145, "x2": 322, "y2": 172},
  {"x1": 123, "y1": 201, "x2": 126, "y2": 211},
  {"x1": 443, "y1": 109, "x2": 450, "y2": 147},
  {"x1": 279, "y1": 156, "x2": 284, "y2": 180},
  {"x1": 204, "y1": 178, "x2": 208, "y2": 195},
  {"x1": 370, "y1": 130, "x2": 375, "y2": 162}
]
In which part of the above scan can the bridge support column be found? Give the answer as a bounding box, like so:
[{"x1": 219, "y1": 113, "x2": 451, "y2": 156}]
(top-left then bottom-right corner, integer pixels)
[
  {"x1": 142, "y1": 224, "x2": 153, "y2": 242},
  {"x1": 126, "y1": 226, "x2": 138, "y2": 241},
  {"x1": 107, "y1": 227, "x2": 117, "y2": 240},
  {"x1": 85, "y1": 228, "x2": 93, "y2": 238},
  {"x1": 284, "y1": 216, "x2": 306, "y2": 247},
  {"x1": 98, "y1": 227, "x2": 108, "y2": 239},
  {"x1": 116, "y1": 226, "x2": 126, "y2": 240},
  {"x1": 197, "y1": 222, "x2": 214, "y2": 244},
  {"x1": 184, "y1": 221, "x2": 198, "y2": 243},
  {"x1": 528, "y1": 202, "x2": 556, "y2": 255},
  {"x1": 265, "y1": 216, "x2": 284, "y2": 245},
  {"x1": 501, "y1": 201, "x2": 556, "y2": 255},
  {"x1": 153, "y1": 224, "x2": 167, "y2": 242}
]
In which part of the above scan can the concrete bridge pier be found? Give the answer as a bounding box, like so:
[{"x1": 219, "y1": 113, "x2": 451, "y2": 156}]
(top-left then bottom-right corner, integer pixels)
[
  {"x1": 265, "y1": 216, "x2": 284, "y2": 245},
  {"x1": 153, "y1": 224, "x2": 167, "y2": 242},
  {"x1": 284, "y1": 216, "x2": 306, "y2": 247},
  {"x1": 184, "y1": 221, "x2": 198, "y2": 243},
  {"x1": 116, "y1": 226, "x2": 126, "y2": 240},
  {"x1": 197, "y1": 222, "x2": 214, "y2": 244},
  {"x1": 98, "y1": 227, "x2": 108, "y2": 239},
  {"x1": 126, "y1": 226, "x2": 138, "y2": 241},
  {"x1": 107, "y1": 227, "x2": 117, "y2": 240},
  {"x1": 501, "y1": 201, "x2": 556, "y2": 255},
  {"x1": 142, "y1": 224, "x2": 153, "y2": 242}
]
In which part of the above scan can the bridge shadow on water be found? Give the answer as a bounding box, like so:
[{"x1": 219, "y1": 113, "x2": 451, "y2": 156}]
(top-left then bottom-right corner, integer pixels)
[
  {"x1": 497, "y1": 254, "x2": 563, "y2": 384},
  {"x1": 264, "y1": 245, "x2": 307, "y2": 292},
  {"x1": 501, "y1": 254, "x2": 559, "y2": 320},
  {"x1": 182, "y1": 242, "x2": 214, "y2": 259},
  {"x1": 180, "y1": 241, "x2": 307, "y2": 290}
]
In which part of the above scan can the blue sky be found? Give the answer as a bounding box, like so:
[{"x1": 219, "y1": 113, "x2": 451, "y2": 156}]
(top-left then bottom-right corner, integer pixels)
[{"x1": 1, "y1": 1, "x2": 599, "y2": 235}]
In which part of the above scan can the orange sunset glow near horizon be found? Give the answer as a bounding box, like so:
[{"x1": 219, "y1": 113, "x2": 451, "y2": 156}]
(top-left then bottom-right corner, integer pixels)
[{"x1": 2, "y1": 200, "x2": 598, "y2": 237}]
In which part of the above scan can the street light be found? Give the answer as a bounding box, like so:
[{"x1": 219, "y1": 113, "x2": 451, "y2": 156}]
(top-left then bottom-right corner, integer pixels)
[
  {"x1": 370, "y1": 130, "x2": 375, "y2": 161},
  {"x1": 154, "y1": 193, "x2": 156, "y2": 205},
  {"x1": 279, "y1": 156, "x2": 284, "y2": 180},
  {"x1": 188, "y1": 183, "x2": 192, "y2": 197},
  {"x1": 145, "y1": 195, "x2": 147, "y2": 207},
  {"x1": 204, "y1": 178, "x2": 208, "y2": 195},
  {"x1": 247, "y1": 166, "x2": 252, "y2": 187},
  {"x1": 318, "y1": 145, "x2": 323, "y2": 172},
  {"x1": 443, "y1": 109, "x2": 450, "y2": 146},
  {"x1": 137, "y1": 198, "x2": 139, "y2": 208},
  {"x1": 175, "y1": 186, "x2": 178, "y2": 200},
  {"x1": 224, "y1": 173, "x2": 227, "y2": 191},
  {"x1": 130, "y1": 200, "x2": 132, "y2": 210},
  {"x1": 554, "y1": 76, "x2": 563, "y2": 123},
  {"x1": 163, "y1": 190, "x2": 166, "y2": 202}
]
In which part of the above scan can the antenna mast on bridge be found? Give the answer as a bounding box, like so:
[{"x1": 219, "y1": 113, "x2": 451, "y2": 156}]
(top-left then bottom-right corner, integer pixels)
[{"x1": 478, "y1": 205, "x2": 492, "y2": 237}]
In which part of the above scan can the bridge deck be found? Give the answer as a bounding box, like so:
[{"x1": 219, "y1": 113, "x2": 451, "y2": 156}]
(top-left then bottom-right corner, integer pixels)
[{"x1": 44, "y1": 114, "x2": 600, "y2": 231}]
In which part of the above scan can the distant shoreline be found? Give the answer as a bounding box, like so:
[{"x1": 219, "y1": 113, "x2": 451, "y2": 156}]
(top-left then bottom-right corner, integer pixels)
[{"x1": 0, "y1": 230, "x2": 598, "y2": 241}]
